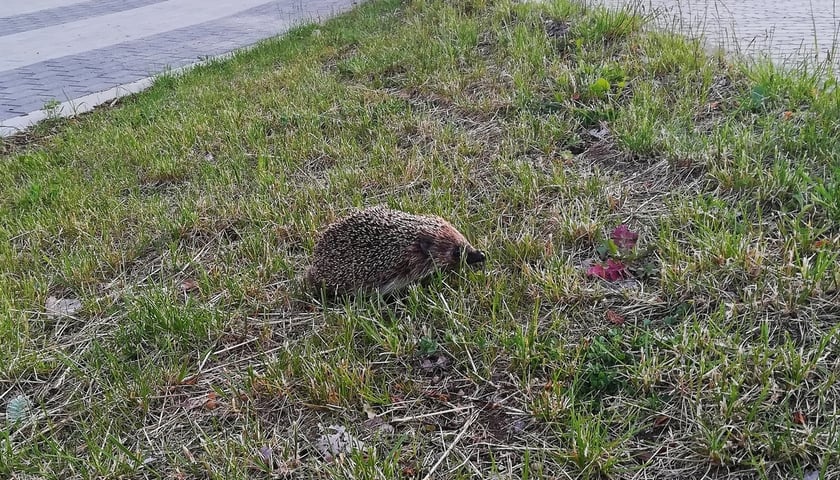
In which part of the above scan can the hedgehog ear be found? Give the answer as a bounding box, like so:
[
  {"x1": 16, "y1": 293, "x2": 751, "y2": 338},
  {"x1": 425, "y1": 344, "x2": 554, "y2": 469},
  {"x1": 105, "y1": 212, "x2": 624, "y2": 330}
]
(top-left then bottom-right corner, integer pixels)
[{"x1": 416, "y1": 235, "x2": 435, "y2": 257}]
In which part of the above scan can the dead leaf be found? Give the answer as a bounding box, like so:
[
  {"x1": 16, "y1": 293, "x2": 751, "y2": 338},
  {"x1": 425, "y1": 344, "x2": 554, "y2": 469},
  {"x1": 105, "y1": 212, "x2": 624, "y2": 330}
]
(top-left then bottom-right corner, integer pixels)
[
  {"x1": 803, "y1": 470, "x2": 820, "y2": 480},
  {"x1": 180, "y1": 279, "x2": 199, "y2": 292},
  {"x1": 362, "y1": 416, "x2": 395, "y2": 435},
  {"x1": 186, "y1": 392, "x2": 217, "y2": 411},
  {"x1": 314, "y1": 425, "x2": 364, "y2": 462},
  {"x1": 510, "y1": 417, "x2": 528, "y2": 433},
  {"x1": 362, "y1": 402, "x2": 376, "y2": 419},
  {"x1": 257, "y1": 445, "x2": 273, "y2": 465},
  {"x1": 588, "y1": 121, "x2": 610, "y2": 140},
  {"x1": 606, "y1": 309, "x2": 625, "y2": 325},
  {"x1": 793, "y1": 411, "x2": 806, "y2": 425},
  {"x1": 708, "y1": 101, "x2": 721, "y2": 111},
  {"x1": 419, "y1": 354, "x2": 450, "y2": 371},
  {"x1": 424, "y1": 391, "x2": 450, "y2": 402},
  {"x1": 204, "y1": 392, "x2": 218, "y2": 410},
  {"x1": 45, "y1": 296, "x2": 82, "y2": 317},
  {"x1": 653, "y1": 415, "x2": 670, "y2": 428},
  {"x1": 610, "y1": 224, "x2": 639, "y2": 250},
  {"x1": 606, "y1": 195, "x2": 620, "y2": 212},
  {"x1": 782, "y1": 110, "x2": 793, "y2": 120}
]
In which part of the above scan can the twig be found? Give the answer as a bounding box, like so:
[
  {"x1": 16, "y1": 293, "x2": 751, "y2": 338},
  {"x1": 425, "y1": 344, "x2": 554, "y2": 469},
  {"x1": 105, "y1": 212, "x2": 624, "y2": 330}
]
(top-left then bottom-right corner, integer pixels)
[
  {"x1": 201, "y1": 345, "x2": 287, "y2": 373},
  {"x1": 391, "y1": 405, "x2": 474, "y2": 424},
  {"x1": 197, "y1": 337, "x2": 259, "y2": 373},
  {"x1": 421, "y1": 411, "x2": 478, "y2": 480}
]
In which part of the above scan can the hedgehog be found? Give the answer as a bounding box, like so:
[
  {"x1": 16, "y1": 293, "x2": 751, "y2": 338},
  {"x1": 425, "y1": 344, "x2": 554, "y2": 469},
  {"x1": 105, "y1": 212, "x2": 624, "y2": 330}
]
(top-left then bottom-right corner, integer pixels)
[{"x1": 304, "y1": 206, "x2": 485, "y2": 296}]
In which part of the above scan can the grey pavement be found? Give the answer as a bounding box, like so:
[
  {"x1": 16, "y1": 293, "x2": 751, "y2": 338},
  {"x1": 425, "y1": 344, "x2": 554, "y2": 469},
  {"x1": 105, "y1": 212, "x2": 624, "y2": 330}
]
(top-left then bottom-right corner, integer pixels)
[
  {"x1": 595, "y1": 0, "x2": 840, "y2": 68},
  {"x1": 0, "y1": 0, "x2": 358, "y2": 134}
]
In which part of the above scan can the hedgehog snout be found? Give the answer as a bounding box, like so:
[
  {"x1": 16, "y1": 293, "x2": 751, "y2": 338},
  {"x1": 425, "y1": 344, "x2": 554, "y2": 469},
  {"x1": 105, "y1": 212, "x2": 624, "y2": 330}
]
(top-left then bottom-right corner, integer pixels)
[
  {"x1": 466, "y1": 249, "x2": 486, "y2": 266},
  {"x1": 450, "y1": 245, "x2": 486, "y2": 267},
  {"x1": 467, "y1": 250, "x2": 487, "y2": 265}
]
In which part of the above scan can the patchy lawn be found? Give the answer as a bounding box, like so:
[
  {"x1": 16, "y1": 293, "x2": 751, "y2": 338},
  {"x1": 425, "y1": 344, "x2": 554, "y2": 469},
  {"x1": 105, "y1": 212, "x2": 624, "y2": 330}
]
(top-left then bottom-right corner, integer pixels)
[{"x1": 1, "y1": 0, "x2": 838, "y2": 478}]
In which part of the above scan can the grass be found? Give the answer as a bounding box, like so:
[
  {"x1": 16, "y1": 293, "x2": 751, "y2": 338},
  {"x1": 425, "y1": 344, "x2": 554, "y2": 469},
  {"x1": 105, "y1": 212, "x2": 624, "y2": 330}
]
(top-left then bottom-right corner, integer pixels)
[{"x1": 1, "y1": 0, "x2": 839, "y2": 478}]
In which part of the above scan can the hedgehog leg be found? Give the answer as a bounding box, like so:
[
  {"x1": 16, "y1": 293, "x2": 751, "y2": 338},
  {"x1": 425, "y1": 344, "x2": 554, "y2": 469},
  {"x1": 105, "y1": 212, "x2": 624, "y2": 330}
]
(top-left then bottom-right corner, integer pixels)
[{"x1": 377, "y1": 276, "x2": 414, "y2": 295}]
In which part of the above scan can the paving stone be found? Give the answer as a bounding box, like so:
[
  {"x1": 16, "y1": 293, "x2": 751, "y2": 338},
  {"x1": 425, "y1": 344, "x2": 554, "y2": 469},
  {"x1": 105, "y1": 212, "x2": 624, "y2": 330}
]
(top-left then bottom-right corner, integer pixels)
[
  {"x1": 0, "y1": 0, "x2": 357, "y2": 123},
  {"x1": 595, "y1": 0, "x2": 840, "y2": 68},
  {"x1": 0, "y1": 0, "x2": 168, "y2": 36},
  {"x1": 4, "y1": 0, "x2": 834, "y2": 125}
]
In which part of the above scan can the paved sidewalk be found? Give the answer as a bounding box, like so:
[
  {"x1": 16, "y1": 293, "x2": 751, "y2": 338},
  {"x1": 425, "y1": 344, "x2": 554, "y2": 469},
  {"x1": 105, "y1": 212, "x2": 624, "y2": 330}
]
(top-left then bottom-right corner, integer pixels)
[
  {"x1": 0, "y1": 0, "x2": 358, "y2": 134},
  {"x1": 595, "y1": 0, "x2": 840, "y2": 68}
]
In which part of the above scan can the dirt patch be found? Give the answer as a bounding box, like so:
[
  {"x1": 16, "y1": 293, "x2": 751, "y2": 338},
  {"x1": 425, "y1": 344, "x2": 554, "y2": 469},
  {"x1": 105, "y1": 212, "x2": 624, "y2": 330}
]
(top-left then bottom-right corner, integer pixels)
[
  {"x1": 321, "y1": 43, "x2": 360, "y2": 74},
  {"x1": 1, "y1": 129, "x2": 48, "y2": 157},
  {"x1": 388, "y1": 87, "x2": 496, "y2": 125}
]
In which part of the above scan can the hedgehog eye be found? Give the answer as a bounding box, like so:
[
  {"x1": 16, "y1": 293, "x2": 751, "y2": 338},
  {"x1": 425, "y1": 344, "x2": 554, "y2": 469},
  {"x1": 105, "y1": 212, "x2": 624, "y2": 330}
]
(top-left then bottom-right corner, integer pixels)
[{"x1": 451, "y1": 246, "x2": 462, "y2": 260}]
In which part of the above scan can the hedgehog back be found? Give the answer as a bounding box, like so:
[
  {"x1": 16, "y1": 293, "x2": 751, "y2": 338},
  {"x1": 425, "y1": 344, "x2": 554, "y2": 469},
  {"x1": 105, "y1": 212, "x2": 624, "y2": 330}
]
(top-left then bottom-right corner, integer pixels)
[{"x1": 309, "y1": 207, "x2": 446, "y2": 293}]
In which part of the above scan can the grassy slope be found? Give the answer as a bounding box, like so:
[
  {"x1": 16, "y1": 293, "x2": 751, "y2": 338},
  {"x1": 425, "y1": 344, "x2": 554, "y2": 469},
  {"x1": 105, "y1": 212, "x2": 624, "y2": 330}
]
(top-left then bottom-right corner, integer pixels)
[{"x1": 1, "y1": 0, "x2": 839, "y2": 478}]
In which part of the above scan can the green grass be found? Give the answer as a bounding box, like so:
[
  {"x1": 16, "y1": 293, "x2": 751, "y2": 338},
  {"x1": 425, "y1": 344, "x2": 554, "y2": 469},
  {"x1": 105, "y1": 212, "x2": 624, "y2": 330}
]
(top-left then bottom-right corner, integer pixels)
[{"x1": 1, "y1": 0, "x2": 839, "y2": 478}]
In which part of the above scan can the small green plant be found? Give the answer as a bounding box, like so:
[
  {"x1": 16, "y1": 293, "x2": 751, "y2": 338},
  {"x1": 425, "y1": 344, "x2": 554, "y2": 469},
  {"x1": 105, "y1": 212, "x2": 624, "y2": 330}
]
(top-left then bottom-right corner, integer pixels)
[
  {"x1": 576, "y1": 329, "x2": 631, "y2": 398},
  {"x1": 589, "y1": 77, "x2": 611, "y2": 97},
  {"x1": 5, "y1": 394, "x2": 32, "y2": 426},
  {"x1": 417, "y1": 336, "x2": 438, "y2": 355},
  {"x1": 42, "y1": 98, "x2": 62, "y2": 119}
]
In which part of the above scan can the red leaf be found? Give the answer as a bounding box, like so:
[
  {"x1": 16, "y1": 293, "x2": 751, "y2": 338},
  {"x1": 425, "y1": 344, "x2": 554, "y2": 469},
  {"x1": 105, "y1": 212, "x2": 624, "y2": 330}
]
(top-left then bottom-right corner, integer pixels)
[
  {"x1": 606, "y1": 309, "x2": 625, "y2": 325},
  {"x1": 793, "y1": 411, "x2": 806, "y2": 425},
  {"x1": 586, "y1": 264, "x2": 607, "y2": 278},
  {"x1": 604, "y1": 259, "x2": 628, "y2": 281},
  {"x1": 587, "y1": 259, "x2": 629, "y2": 281},
  {"x1": 610, "y1": 224, "x2": 639, "y2": 250}
]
